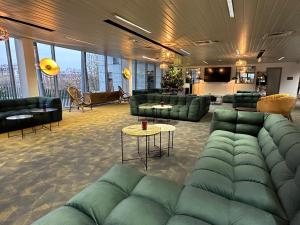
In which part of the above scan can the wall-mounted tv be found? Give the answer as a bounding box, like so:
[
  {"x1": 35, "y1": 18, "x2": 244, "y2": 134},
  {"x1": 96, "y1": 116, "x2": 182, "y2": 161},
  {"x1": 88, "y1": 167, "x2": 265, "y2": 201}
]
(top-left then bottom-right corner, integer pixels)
[{"x1": 204, "y1": 67, "x2": 231, "y2": 82}]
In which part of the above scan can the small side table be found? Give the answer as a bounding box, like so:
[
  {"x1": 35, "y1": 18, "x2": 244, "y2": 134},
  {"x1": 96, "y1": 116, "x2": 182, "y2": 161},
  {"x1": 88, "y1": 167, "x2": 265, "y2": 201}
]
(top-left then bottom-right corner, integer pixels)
[
  {"x1": 30, "y1": 108, "x2": 59, "y2": 131},
  {"x1": 152, "y1": 104, "x2": 173, "y2": 123},
  {"x1": 121, "y1": 124, "x2": 160, "y2": 170},
  {"x1": 6, "y1": 115, "x2": 35, "y2": 139},
  {"x1": 154, "y1": 124, "x2": 175, "y2": 156}
]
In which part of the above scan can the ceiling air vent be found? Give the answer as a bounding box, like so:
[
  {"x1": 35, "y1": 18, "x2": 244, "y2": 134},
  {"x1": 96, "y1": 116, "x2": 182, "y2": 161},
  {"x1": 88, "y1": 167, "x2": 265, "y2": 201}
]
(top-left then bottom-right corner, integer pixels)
[
  {"x1": 263, "y1": 31, "x2": 294, "y2": 39},
  {"x1": 193, "y1": 40, "x2": 219, "y2": 46}
]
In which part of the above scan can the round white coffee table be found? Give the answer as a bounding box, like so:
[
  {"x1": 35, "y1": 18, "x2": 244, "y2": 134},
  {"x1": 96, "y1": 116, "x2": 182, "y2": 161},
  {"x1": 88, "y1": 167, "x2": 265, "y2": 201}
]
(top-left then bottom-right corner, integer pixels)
[
  {"x1": 152, "y1": 104, "x2": 173, "y2": 122},
  {"x1": 121, "y1": 124, "x2": 161, "y2": 170},
  {"x1": 154, "y1": 124, "x2": 176, "y2": 156}
]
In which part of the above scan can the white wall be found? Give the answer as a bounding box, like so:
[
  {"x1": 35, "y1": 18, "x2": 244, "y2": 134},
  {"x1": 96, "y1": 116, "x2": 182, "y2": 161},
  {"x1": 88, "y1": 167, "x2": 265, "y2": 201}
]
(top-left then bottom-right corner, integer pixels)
[{"x1": 191, "y1": 62, "x2": 300, "y2": 96}]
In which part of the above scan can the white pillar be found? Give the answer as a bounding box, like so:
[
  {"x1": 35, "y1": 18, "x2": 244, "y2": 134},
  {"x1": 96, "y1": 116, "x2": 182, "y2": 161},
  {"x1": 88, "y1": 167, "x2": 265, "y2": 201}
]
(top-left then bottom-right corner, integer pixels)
[
  {"x1": 15, "y1": 38, "x2": 39, "y2": 97},
  {"x1": 128, "y1": 59, "x2": 133, "y2": 96}
]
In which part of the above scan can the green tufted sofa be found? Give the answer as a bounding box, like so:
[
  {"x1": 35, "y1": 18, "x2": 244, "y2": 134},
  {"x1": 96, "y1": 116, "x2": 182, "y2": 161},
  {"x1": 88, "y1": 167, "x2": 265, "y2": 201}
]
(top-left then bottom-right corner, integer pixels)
[
  {"x1": 130, "y1": 94, "x2": 210, "y2": 122},
  {"x1": 32, "y1": 109, "x2": 300, "y2": 225},
  {"x1": 132, "y1": 88, "x2": 166, "y2": 95},
  {"x1": 233, "y1": 92, "x2": 261, "y2": 108},
  {"x1": 0, "y1": 97, "x2": 62, "y2": 133}
]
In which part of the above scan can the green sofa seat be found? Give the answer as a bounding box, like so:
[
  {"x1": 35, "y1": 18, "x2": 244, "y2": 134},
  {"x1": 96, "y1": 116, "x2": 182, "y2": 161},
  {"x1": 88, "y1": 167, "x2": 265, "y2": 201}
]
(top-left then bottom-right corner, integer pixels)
[
  {"x1": 130, "y1": 94, "x2": 210, "y2": 122},
  {"x1": 32, "y1": 110, "x2": 300, "y2": 225}
]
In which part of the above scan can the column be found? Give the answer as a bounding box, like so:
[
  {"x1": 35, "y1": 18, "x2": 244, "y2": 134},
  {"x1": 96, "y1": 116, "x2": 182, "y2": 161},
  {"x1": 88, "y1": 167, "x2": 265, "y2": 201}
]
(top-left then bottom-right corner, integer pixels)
[{"x1": 15, "y1": 38, "x2": 39, "y2": 97}]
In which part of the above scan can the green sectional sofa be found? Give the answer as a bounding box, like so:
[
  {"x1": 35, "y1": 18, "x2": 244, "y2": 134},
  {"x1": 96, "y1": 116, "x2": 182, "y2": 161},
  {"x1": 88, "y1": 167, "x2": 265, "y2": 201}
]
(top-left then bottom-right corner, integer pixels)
[
  {"x1": 130, "y1": 94, "x2": 210, "y2": 122},
  {"x1": 0, "y1": 97, "x2": 62, "y2": 133},
  {"x1": 132, "y1": 88, "x2": 166, "y2": 95},
  {"x1": 233, "y1": 92, "x2": 261, "y2": 108},
  {"x1": 32, "y1": 109, "x2": 300, "y2": 225}
]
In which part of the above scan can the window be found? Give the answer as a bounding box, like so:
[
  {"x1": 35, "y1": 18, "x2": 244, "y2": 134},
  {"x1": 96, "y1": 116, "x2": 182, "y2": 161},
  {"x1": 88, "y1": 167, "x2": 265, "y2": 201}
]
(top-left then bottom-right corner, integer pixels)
[
  {"x1": 136, "y1": 61, "x2": 146, "y2": 89},
  {"x1": 55, "y1": 46, "x2": 81, "y2": 91},
  {"x1": 86, "y1": 53, "x2": 106, "y2": 92},
  {"x1": 0, "y1": 41, "x2": 10, "y2": 99},
  {"x1": 236, "y1": 66, "x2": 256, "y2": 84},
  {"x1": 0, "y1": 38, "x2": 21, "y2": 99},
  {"x1": 36, "y1": 43, "x2": 55, "y2": 97},
  {"x1": 9, "y1": 38, "x2": 22, "y2": 98},
  {"x1": 156, "y1": 65, "x2": 162, "y2": 88},
  {"x1": 107, "y1": 56, "x2": 122, "y2": 91}
]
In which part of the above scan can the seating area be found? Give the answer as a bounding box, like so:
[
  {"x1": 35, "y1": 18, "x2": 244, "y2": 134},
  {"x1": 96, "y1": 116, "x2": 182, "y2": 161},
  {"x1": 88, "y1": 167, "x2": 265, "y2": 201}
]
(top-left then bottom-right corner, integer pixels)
[
  {"x1": 130, "y1": 94, "x2": 210, "y2": 121},
  {"x1": 1, "y1": 1, "x2": 300, "y2": 225}
]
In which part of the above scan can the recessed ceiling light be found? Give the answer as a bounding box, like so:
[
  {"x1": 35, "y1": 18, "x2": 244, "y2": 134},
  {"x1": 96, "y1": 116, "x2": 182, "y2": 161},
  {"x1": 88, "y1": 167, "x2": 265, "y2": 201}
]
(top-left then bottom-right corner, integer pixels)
[
  {"x1": 180, "y1": 48, "x2": 191, "y2": 55},
  {"x1": 226, "y1": 0, "x2": 235, "y2": 18},
  {"x1": 278, "y1": 56, "x2": 285, "y2": 61},
  {"x1": 142, "y1": 55, "x2": 157, "y2": 61},
  {"x1": 65, "y1": 36, "x2": 96, "y2": 45},
  {"x1": 202, "y1": 60, "x2": 209, "y2": 64},
  {"x1": 218, "y1": 59, "x2": 223, "y2": 62},
  {"x1": 114, "y1": 14, "x2": 151, "y2": 34}
]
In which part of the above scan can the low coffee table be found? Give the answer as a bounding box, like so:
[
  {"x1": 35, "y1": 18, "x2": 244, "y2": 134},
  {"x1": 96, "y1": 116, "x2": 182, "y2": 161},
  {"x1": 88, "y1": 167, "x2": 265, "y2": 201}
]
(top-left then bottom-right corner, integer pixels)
[
  {"x1": 6, "y1": 114, "x2": 35, "y2": 138},
  {"x1": 30, "y1": 108, "x2": 59, "y2": 131},
  {"x1": 154, "y1": 124, "x2": 176, "y2": 156},
  {"x1": 121, "y1": 124, "x2": 161, "y2": 170}
]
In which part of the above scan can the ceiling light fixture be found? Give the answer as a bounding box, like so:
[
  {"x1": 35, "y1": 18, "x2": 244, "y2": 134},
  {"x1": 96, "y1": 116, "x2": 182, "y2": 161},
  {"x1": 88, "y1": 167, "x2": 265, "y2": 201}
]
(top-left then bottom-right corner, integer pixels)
[
  {"x1": 257, "y1": 57, "x2": 262, "y2": 63},
  {"x1": 0, "y1": 26, "x2": 9, "y2": 41},
  {"x1": 114, "y1": 14, "x2": 151, "y2": 34},
  {"x1": 142, "y1": 55, "x2": 157, "y2": 61},
  {"x1": 278, "y1": 56, "x2": 285, "y2": 61},
  {"x1": 202, "y1": 60, "x2": 209, "y2": 64},
  {"x1": 180, "y1": 48, "x2": 191, "y2": 55},
  {"x1": 235, "y1": 59, "x2": 247, "y2": 67},
  {"x1": 65, "y1": 36, "x2": 96, "y2": 45},
  {"x1": 226, "y1": 0, "x2": 235, "y2": 18},
  {"x1": 236, "y1": 49, "x2": 240, "y2": 55}
]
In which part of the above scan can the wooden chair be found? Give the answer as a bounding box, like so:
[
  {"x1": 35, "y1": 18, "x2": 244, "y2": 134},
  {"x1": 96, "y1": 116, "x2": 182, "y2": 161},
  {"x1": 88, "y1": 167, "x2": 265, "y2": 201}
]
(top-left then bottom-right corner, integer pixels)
[
  {"x1": 67, "y1": 86, "x2": 91, "y2": 112},
  {"x1": 118, "y1": 86, "x2": 130, "y2": 103}
]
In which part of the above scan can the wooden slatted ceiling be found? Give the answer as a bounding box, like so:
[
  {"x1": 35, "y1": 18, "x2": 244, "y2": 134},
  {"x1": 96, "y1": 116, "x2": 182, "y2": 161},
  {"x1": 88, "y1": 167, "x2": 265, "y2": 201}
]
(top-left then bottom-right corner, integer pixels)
[{"x1": 0, "y1": 0, "x2": 300, "y2": 65}]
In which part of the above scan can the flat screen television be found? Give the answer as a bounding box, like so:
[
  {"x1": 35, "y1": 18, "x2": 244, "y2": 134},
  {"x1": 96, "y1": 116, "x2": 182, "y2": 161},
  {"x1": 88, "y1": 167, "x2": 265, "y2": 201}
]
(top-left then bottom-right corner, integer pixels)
[{"x1": 204, "y1": 67, "x2": 231, "y2": 82}]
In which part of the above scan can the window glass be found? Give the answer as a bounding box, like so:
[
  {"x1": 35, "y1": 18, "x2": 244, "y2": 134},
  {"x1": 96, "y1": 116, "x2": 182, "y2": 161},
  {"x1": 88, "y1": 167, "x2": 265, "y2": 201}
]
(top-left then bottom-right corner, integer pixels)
[
  {"x1": 136, "y1": 61, "x2": 145, "y2": 89},
  {"x1": 0, "y1": 41, "x2": 11, "y2": 99},
  {"x1": 55, "y1": 46, "x2": 81, "y2": 91},
  {"x1": 156, "y1": 64, "x2": 162, "y2": 88},
  {"x1": 36, "y1": 43, "x2": 55, "y2": 97},
  {"x1": 121, "y1": 58, "x2": 129, "y2": 93},
  {"x1": 107, "y1": 56, "x2": 122, "y2": 91},
  {"x1": 86, "y1": 53, "x2": 106, "y2": 92},
  {"x1": 9, "y1": 38, "x2": 22, "y2": 98}
]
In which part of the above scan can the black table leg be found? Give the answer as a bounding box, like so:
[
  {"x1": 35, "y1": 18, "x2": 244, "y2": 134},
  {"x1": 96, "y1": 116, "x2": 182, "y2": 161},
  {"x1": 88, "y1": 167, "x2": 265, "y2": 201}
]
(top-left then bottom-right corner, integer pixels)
[{"x1": 145, "y1": 136, "x2": 148, "y2": 170}]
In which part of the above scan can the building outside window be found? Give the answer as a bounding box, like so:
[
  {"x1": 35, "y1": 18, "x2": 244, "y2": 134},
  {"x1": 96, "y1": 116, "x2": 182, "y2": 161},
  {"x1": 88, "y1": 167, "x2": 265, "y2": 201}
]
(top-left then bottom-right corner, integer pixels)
[
  {"x1": 136, "y1": 61, "x2": 146, "y2": 90},
  {"x1": 55, "y1": 46, "x2": 81, "y2": 91},
  {"x1": 0, "y1": 38, "x2": 21, "y2": 99},
  {"x1": 156, "y1": 64, "x2": 162, "y2": 88},
  {"x1": 86, "y1": 53, "x2": 106, "y2": 92},
  {"x1": 107, "y1": 56, "x2": 122, "y2": 91}
]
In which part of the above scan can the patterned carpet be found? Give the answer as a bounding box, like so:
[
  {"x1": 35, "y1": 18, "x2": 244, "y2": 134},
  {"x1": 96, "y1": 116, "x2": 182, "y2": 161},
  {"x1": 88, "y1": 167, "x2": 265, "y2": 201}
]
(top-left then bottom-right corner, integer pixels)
[{"x1": 0, "y1": 102, "x2": 299, "y2": 225}]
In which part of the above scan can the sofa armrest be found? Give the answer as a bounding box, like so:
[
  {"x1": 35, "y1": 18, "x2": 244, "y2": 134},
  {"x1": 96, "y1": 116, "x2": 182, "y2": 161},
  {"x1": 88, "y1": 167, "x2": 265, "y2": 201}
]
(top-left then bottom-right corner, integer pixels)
[{"x1": 187, "y1": 96, "x2": 210, "y2": 121}]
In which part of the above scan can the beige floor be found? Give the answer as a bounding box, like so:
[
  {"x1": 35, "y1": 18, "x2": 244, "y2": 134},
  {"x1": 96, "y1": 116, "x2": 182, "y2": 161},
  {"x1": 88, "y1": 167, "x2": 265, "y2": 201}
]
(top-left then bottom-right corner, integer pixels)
[{"x1": 0, "y1": 102, "x2": 299, "y2": 225}]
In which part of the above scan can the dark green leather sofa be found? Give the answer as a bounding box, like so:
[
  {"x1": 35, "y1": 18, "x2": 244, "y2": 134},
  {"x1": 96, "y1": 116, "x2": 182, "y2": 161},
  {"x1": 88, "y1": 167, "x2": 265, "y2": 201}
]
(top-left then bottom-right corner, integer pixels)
[
  {"x1": 130, "y1": 94, "x2": 210, "y2": 122},
  {"x1": 0, "y1": 97, "x2": 62, "y2": 133},
  {"x1": 32, "y1": 109, "x2": 300, "y2": 225},
  {"x1": 233, "y1": 92, "x2": 261, "y2": 108}
]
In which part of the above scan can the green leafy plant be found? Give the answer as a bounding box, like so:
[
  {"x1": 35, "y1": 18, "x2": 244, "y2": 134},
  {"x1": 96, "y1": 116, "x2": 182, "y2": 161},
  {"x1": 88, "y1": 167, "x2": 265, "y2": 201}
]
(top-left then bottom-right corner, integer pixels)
[{"x1": 161, "y1": 65, "x2": 184, "y2": 92}]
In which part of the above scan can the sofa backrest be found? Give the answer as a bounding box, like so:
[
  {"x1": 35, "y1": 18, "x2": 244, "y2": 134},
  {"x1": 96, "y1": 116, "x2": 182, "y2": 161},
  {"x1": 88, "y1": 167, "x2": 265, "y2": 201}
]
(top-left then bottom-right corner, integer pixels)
[
  {"x1": 0, "y1": 97, "x2": 40, "y2": 112},
  {"x1": 233, "y1": 93, "x2": 261, "y2": 108},
  {"x1": 210, "y1": 109, "x2": 265, "y2": 136},
  {"x1": 258, "y1": 114, "x2": 300, "y2": 224}
]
